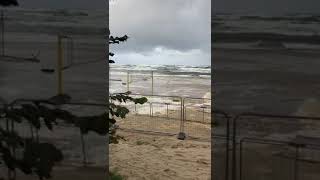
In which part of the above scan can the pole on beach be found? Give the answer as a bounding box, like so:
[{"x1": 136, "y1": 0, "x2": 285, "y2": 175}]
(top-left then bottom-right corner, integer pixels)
[
  {"x1": 127, "y1": 71, "x2": 129, "y2": 92},
  {"x1": 57, "y1": 35, "x2": 63, "y2": 95},
  {"x1": 151, "y1": 71, "x2": 154, "y2": 95}
]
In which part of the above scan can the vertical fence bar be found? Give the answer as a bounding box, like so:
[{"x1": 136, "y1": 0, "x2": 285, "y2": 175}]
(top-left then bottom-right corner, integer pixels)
[
  {"x1": 149, "y1": 103, "x2": 152, "y2": 117},
  {"x1": 166, "y1": 103, "x2": 169, "y2": 118},
  {"x1": 226, "y1": 113, "x2": 230, "y2": 180},
  {"x1": 232, "y1": 116, "x2": 238, "y2": 180},
  {"x1": 177, "y1": 97, "x2": 186, "y2": 140},
  {"x1": 10, "y1": 113, "x2": 16, "y2": 180},
  {"x1": 202, "y1": 106, "x2": 205, "y2": 123},
  {"x1": 127, "y1": 71, "x2": 129, "y2": 92},
  {"x1": 80, "y1": 131, "x2": 87, "y2": 166},
  {"x1": 151, "y1": 71, "x2": 154, "y2": 95},
  {"x1": 151, "y1": 103, "x2": 153, "y2": 116},
  {"x1": 294, "y1": 145, "x2": 299, "y2": 180},
  {"x1": 239, "y1": 139, "x2": 243, "y2": 180}
]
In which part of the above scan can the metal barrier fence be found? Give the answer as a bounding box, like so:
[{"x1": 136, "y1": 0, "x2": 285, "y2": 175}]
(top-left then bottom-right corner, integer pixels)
[
  {"x1": 6, "y1": 96, "x2": 320, "y2": 180},
  {"x1": 116, "y1": 94, "x2": 183, "y2": 136},
  {"x1": 239, "y1": 137, "x2": 320, "y2": 180},
  {"x1": 212, "y1": 110, "x2": 232, "y2": 180},
  {"x1": 182, "y1": 97, "x2": 211, "y2": 140},
  {"x1": 115, "y1": 94, "x2": 213, "y2": 140},
  {"x1": 230, "y1": 113, "x2": 320, "y2": 180}
]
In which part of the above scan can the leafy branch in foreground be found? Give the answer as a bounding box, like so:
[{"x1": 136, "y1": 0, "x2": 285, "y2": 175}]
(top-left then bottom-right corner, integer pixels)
[
  {"x1": 0, "y1": 101, "x2": 112, "y2": 179},
  {"x1": 108, "y1": 31, "x2": 148, "y2": 144}
]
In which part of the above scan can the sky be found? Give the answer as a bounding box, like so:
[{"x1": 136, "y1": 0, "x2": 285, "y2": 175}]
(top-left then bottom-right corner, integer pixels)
[{"x1": 110, "y1": 0, "x2": 211, "y2": 65}]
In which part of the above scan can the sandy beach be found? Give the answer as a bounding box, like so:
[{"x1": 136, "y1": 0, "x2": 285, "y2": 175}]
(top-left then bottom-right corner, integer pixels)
[{"x1": 110, "y1": 130, "x2": 211, "y2": 180}]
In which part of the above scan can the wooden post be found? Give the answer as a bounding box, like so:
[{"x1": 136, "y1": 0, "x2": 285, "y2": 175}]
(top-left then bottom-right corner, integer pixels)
[{"x1": 57, "y1": 35, "x2": 63, "y2": 95}]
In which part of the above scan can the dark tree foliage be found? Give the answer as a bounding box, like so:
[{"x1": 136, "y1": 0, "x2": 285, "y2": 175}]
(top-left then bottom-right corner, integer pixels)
[
  {"x1": 0, "y1": 1, "x2": 146, "y2": 179},
  {"x1": 108, "y1": 31, "x2": 147, "y2": 144},
  {"x1": 0, "y1": 0, "x2": 18, "y2": 6},
  {"x1": 0, "y1": 101, "x2": 112, "y2": 179}
]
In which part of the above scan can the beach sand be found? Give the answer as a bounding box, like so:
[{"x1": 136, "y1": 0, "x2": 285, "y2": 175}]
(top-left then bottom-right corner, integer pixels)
[
  {"x1": 110, "y1": 130, "x2": 211, "y2": 180},
  {"x1": 110, "y1": 103, "x2": 211, "y2": 180}
]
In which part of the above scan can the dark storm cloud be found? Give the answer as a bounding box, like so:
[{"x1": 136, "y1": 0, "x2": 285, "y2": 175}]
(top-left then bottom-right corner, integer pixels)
[
  {"x1": 214, "y1": 0, "x2": 320, "y2": 14},
  {"x1": 110, "y1": 0, "x2": 210, "y2": 53}
]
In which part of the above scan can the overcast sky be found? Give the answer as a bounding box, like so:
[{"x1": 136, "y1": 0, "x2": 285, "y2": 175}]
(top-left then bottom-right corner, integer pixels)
[{"x1": 110, "y1": 0, "x2": 211, "y2": 65}]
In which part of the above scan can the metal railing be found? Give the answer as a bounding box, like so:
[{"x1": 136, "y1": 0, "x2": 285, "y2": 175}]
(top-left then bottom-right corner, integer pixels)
[
  {"x1": 115, "y1": 94, "x2": 212, "y2": 140},
  {"x1": 229, "y1": 112, "x2": 320, "y2": 180}
]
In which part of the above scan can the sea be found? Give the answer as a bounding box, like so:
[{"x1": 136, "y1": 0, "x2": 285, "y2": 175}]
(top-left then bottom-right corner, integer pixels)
[
  {"x1": 213, "y1": 13, "x2": 320, "y2": 50},
  {"x1": 109, "y1": 64, "x2": 211, "y2": 97}
]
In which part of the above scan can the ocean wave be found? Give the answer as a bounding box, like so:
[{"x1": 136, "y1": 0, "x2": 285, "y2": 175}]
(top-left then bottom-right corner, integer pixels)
[{"x1": 110, "y1": 64, "x2": 211, "y2": 76}]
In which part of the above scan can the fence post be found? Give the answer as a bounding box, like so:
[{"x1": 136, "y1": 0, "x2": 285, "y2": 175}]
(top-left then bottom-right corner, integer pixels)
[
  {"x1": 232, "y1": 115, "x2": 238, "y2": 180},
  {"x1": 151, "y1": 71, "x2": 154, "y2": 95},
  {"x1": 294, "y1": 145, "x2": 299, "y2": 180},
  {"x1": 202, "y1": 106, "x2": 205, "y2": 123},
  {"x1": 127, "y1": 71, "x2": 129, "y2": 92},
  {"x1": 177, "y1": 97, "x2": 186, "y2": 140},
  {"x1": 166, "y1": 103, "x2": 169, "y2": 118},
  {"x1": 149, "y1": 102, "x2": 152, "y2": 117}
]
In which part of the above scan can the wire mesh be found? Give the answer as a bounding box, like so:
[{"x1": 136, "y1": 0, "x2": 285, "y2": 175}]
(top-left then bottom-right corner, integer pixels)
[
  {"x1": 183, "y1": 97, "x2": 211, "y2": 140},
  {"x1": 116, "y1": 95, "x2": 182, "y2": 135},
  {"x1": 239, "y1": 139, "x2": 295, "y2": 180},
  {"x1": 233, "y1": 114, "x2": 320, "y2": 180},
  {"x1": 114, "y1": 94, "x2": 213, "y2": 141}
]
